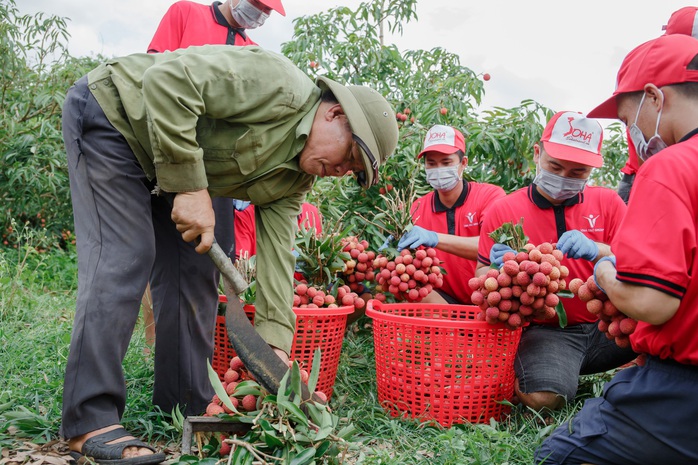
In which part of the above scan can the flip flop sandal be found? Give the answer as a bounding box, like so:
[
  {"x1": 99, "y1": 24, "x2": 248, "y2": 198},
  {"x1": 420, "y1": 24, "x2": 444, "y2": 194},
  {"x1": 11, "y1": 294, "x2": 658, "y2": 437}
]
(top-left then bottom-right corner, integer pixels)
[{"x1": 69, "y1": 427, "x2": 166, "y2": 465}]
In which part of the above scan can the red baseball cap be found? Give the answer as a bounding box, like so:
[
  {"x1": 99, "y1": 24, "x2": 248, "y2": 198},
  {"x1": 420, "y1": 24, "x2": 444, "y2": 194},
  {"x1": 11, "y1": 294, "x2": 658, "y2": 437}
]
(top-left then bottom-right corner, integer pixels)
[
  {"x1": 588, "y1": 34, "x2": 698, "y2": 119},
  {"x1": 540, "y1": 111, "x2": 604, "y2": 168},
  {"x1": 257, "y1": 0, "x2": 285, "y2": 16},
  {"x1": 665, "y1": 6, "x2": 698, "y2": 38},
  {"x1": 417, "y1": 125, "x2": 466, "y2": 158}
]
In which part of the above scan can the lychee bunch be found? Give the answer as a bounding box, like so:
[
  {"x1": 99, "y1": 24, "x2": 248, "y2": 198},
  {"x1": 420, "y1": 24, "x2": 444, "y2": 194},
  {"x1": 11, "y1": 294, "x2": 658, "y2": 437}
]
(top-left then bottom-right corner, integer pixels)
[
  {"x1": 373, "y1": 247, "x2": 444, "y2": 303},
  {"x1": 293, "y1": 281, "x2": 366, "y2": 312},
  {"x1": 204, "y1": 356, "x2": 327, "y2": 421},
  {"x1": 469, "y1": 242, "x2": 569, "y2": 329},
  {"x1": 340, "y1": 236, "x2": 377, "y2": 293},
  {"x1": 568, "y1": 276, "x2": 637, "y2": 348}
]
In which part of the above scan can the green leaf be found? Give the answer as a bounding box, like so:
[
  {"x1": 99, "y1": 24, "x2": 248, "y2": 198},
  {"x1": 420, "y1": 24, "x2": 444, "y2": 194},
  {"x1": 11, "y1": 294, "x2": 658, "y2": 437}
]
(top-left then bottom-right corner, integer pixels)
[
  {"x1": 557, "y1": 290, "x2": 574, "y2": 299},
  {"x1": 169, "y1": 455, "x2": 201, "y2": 464},
  {"x1": 307, "y1": 348, "x2": 322, "y2": 395},
  {"x1": 232, "y1": 380, "x2": 263, "y2": 397},
  {"x1": 289, "y1": 447, "x2": 317, "y2": 465},
  {"x1": 290, "y1": 361, "x2": 303, "y2": 406},
  {"x1": 231, "y1": 446, "x2": 253, "y2": 464},
  {"x1": 555, "y1": 300, "x2": 568, "y2": 328},
  {"x1": 305, "y1": 402, "x2": 325, "y2": 426},
  {"x1": 314, "y1": 415, "x2": 334, "y2": 441},
  {"x1": 314, "y1": 440, "x2": 331, "y2": 457},
  {"x1": 278, "y1": 399, "x2": 309, "y2": 427},
  {"x1": 277, "y1": 369, "x2": 291, "y2": 414},
  {"x1": 259, "y1": 419, "x2": 284, "y2": 448},
  {"x1": 336, "y1": 423, "x2": 360, "y2": 440},
  {"x1": 206, "y1": 360, "x2": 238, "y2": 414}
]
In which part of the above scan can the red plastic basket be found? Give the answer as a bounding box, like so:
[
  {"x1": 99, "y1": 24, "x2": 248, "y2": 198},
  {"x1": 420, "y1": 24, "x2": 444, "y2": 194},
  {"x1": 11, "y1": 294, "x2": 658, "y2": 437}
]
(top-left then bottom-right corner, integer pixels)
[
  {"x1": 365, "y1": 300, "x2": 522, "y2": 427},
  {"x1": 212, "y1": 297, "x2": 352, "y2": 398}
]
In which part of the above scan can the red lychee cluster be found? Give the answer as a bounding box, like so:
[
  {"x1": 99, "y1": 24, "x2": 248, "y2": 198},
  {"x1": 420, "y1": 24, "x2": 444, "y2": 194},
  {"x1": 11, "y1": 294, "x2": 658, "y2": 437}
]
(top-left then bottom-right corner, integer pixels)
[
  {"x1": 340, "y1": 236, "x2": 376, "y2": 293},
  {"x1": 569, "y1": 276, "x2": 637, "y2": 348},
  {"x1": 469, "y1": 242, "x2": 569, "y2": 329},
  {"x1": 205, "y1": 356, "x2": 327, "y2": 428},
  {"x1": 293, "y1": 281, "x2": 366, "y2": 312},
  {"x1": 373, "y1": 247, "x2": 444, "y2": 303},
  {"x1": 204, "y1": 356, "x2": 261, "y2": 417}
]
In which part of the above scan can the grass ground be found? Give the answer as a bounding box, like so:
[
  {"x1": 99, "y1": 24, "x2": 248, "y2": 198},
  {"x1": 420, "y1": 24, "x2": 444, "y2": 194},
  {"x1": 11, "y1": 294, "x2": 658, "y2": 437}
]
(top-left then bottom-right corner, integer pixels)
[{"x1": 0, "y1": 245, "x2": 612, "y2": 464}]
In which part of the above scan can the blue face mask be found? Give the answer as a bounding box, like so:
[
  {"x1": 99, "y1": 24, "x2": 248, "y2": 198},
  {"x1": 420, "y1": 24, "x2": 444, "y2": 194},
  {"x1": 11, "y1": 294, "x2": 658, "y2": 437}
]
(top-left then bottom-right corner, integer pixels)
[
  {"x1": 628, "y1": 91, "x2": 668, "y2": 162},
  {"x1": 231, "y1": 0, "x2": 269, "y2": 29},
  {"x1": 533, "y1": 164, "x2": 587, "y2": 200}
]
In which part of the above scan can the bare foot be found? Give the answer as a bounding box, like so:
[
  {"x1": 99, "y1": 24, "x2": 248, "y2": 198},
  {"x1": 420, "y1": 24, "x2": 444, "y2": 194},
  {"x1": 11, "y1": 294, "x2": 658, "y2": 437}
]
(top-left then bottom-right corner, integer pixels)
[{"x1": 69, "y1": 425, "x2": 154, "y2": 459}]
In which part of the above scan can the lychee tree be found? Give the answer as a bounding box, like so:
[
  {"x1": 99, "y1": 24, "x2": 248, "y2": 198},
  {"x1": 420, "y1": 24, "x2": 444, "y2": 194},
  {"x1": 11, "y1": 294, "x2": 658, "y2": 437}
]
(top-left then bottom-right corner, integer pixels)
[
  {"x1": 0, "y1": 0, "x2": 101, "y2": 249},
  {"x1": 281, "y1": 1, "x2": 628, "y2": 247}
]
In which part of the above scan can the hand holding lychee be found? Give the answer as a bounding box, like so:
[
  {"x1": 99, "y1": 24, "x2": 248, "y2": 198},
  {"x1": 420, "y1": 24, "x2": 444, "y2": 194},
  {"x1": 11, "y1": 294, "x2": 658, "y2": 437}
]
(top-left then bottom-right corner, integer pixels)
[
  {"x1": 471, "y1": 242, "x2": 568, "y2": 329},
  {"x1": 569, "y1": 275, "x2": 637, "y2": 348}
]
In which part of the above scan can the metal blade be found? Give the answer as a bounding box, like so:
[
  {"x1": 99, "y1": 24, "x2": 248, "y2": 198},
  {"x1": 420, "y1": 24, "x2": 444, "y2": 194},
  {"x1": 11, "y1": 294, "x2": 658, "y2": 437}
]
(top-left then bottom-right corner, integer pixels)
[{"x1": 209, "y1": 241, "x2": 319, "y2": 403}]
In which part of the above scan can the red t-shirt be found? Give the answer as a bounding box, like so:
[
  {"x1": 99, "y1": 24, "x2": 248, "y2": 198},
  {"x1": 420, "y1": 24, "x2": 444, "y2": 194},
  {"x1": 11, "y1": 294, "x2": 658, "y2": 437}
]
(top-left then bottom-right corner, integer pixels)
[
  {"x1": 148, "y1": 0, "x2": 256, "y2": 53},
  {"x1": 234, "y1": 204, "x2": 256, "y2": 259},
  {"x1": 297, "y1": 203, "x2": 323, "y2": 233},
  {"x1": 478, "y1": 185, "x2": 626, "y2": 326},
  {"x1": 411, "y1": 181, "x2": 506, "y2": 304},
  {"x1": 234, "y1": 203, "x2": 323, "y2": 259},
  {"x1": 621, "y1": 133, "x2": 639, "y2": 176},
  {"x1": 613, "y1": 131, "x2": 698, "y2": 364}
]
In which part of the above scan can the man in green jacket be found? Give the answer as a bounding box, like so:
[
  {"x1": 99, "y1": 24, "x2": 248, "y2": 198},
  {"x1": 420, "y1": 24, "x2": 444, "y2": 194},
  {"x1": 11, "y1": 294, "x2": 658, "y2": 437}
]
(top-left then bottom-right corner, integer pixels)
[{"x1": 61, "y1": 45, "x2": 397, "y2": 464}]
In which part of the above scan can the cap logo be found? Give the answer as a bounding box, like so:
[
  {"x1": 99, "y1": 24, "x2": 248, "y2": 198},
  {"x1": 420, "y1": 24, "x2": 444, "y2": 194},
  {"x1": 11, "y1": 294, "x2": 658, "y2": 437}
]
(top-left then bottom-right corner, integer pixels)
[
  {"x1": 424, "y1": 126, "x2": 456, "y2": 148},
  {"x1": 562, "y1": 117, "x2": 593, "y2": 146},
  {"x1": 427, "y1": 131, "x2": 448, "y2": 142}
]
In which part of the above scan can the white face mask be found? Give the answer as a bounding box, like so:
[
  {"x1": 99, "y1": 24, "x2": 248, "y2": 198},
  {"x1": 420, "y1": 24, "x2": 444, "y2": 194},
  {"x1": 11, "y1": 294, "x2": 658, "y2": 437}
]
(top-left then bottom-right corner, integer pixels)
[
  {"x1": 425, "y1": 165, "x2": 462, "y2": 191},
  {"x1": 230, "y1": 0, "x2": 269, "y2": 29},
  {"x1": 533, "y1": 164, "x2": 588, "y2": 200},
  {"x1": 628, "y1": 91, "x2": 668, "y2": 161}
]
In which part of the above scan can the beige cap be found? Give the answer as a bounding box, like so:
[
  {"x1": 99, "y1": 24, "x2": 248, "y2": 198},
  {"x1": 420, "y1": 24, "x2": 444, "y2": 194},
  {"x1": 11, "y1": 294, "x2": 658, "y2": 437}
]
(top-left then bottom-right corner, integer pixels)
[{"x1": 316, "y1": 76, "x2": 398, "y2": 187}]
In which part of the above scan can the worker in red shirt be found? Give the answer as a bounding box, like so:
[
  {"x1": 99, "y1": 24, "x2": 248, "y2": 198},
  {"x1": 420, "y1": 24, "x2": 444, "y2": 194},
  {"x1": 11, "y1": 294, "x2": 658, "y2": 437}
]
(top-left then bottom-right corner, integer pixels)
[
  {"x1": 617, "y1": 6, "x2": 698, "y2": 204},
  {"x1": 138, "y1": 0, "x2": 285, "y2": 425},
  {"x1": 234, "y1": 202, "x2": 323, "y2": 259},
  {"x1": 397, "y1": 125, "x2": 505, "y2": 304},
  {"x1": 148, "y1": 0, "x2": 285, "y2": 52},
  {"x1": 477, "y1": 111, "x2": 635, "y2": 413},
  {"x1": 536, "y1": 34, "x2": 698, "y2": 465}
]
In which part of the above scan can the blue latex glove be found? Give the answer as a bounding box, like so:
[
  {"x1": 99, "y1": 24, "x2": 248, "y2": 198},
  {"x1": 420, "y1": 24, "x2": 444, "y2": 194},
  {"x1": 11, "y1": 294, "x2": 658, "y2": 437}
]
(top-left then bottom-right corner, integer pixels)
[
  {"x1": 593, "y1": 256, "x2": 616, "y2": 294},
  {"x1": 378, "y1": 235, "x2": 394, "y2": 252},
  {"x1": 557, "y1": 230, "x2": 599, "y2": 261},
  {"x1": 292, "y1": 248, "x2": 303, "y2": 272},
  {"x1": 233, "y1": 199, "x2": 251, "y2": 211},
  {"x1": 490, "y1": 243, "x2": 515, "y2": 267},
  {"x1": 397, "y1": 226, "x2": 439, "y2": 251}
]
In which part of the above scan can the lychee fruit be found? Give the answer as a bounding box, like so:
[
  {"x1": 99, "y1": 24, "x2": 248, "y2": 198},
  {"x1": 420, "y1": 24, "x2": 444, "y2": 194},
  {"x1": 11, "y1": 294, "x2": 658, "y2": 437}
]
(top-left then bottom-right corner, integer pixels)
[{"x1": 241, "y1": 394, "x2": 257, "y2": 411}]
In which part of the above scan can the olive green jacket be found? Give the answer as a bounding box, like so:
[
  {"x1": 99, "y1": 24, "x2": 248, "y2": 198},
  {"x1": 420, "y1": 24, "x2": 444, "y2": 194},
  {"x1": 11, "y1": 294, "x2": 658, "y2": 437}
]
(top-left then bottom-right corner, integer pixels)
[{"x1": 87, "y1": 45, "x2": 321, "y2": 353}]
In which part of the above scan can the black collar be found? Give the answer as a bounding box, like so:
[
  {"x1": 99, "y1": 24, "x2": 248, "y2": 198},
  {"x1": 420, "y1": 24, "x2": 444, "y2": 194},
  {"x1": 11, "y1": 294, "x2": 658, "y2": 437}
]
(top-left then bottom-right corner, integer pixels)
[
  {"x1": 212, "y1": 1, "x2": 248, "y2": 39},
  {"x1": 679, "y1": 127, "x2": 698, "y2": 143},
  {"x1": 434, "y1": 180, "x2": 469, "y2": 212},
  {"x1": 528, "y1": 184, "x2": 582, "y2": 209}
]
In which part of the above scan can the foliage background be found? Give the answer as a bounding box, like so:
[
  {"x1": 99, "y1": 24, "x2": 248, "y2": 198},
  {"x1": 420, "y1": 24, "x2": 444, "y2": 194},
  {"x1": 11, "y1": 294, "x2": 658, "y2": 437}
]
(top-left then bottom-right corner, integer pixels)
[{"x1": 0, "y1": 0, "x2": 628, "y2": 252}]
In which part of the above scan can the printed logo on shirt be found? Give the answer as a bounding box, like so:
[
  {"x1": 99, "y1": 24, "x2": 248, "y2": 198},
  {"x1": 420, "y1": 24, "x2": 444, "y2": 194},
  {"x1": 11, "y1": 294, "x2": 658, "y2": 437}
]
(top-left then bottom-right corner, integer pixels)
[
  {"x1": 464, "y1": 212, "x2": 478, "y2": 228},
  {"x1": 579, "y1": 213, "x2": 604, "y2": 233}
]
